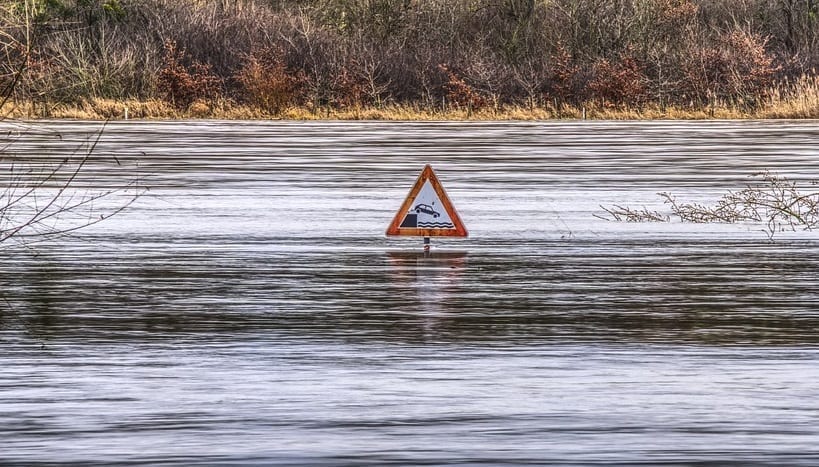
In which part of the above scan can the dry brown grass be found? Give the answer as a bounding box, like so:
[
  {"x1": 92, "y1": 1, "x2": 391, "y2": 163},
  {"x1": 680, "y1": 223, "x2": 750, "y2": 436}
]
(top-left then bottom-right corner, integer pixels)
[
  {"x1": 758, "y1": 74, "x2": 819, "y2": 119},
  {"x1": 3, "y1": 85, "x2": 819, "y2": 121},
  {"x1": 2, "y1": 98, "x2": 179, "y2": 119}
]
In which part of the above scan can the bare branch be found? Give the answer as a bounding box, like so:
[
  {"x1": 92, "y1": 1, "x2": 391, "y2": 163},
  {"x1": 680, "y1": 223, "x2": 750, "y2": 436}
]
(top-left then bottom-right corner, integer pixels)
[
  {"x1": 0, "y1": 121, "x2": 143, "y2": 247},
  {"x1": 599, "y1": 171, "x2": 819, "y2": 240}
]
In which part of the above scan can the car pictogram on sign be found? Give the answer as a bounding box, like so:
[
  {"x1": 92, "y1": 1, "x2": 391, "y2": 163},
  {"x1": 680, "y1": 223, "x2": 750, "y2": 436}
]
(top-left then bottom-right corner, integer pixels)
[{"x1": 413, "y1": 203, "x2": 440, "y2": 218}]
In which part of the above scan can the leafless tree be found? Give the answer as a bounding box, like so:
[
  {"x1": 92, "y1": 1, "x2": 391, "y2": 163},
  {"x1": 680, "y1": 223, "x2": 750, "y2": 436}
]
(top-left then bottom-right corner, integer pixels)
[{"x1": 0, "y1": 5, "x2": 142, "y2": 248}]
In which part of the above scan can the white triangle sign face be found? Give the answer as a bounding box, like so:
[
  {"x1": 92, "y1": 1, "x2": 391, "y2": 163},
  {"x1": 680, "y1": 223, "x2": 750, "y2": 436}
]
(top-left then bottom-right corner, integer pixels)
[{"x1": 386, "y1": 165, "x2": 468, "y2": 237}]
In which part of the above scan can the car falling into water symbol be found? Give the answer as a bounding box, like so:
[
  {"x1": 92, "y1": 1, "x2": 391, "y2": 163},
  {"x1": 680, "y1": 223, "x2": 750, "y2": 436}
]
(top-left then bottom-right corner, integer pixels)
[{"x1": 413, "y1": 204, "x2": 440, "y2": 218}]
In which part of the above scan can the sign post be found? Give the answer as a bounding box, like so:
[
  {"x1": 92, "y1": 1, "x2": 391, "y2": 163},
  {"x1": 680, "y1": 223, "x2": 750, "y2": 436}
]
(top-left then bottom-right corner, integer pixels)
[{"x1": 386, "y1": 165, "x2": 468, "y2": 250}]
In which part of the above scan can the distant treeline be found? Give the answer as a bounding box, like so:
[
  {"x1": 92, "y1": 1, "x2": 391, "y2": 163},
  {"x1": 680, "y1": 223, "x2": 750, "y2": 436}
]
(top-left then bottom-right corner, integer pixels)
[{"x1": 2, "y1": 0, "x2": 819, "y2": 115}]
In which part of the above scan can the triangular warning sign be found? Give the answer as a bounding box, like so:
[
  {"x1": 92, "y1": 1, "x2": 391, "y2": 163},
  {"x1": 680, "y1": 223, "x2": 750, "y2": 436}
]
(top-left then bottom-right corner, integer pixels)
[{"x1": 386, "y1": 165, "x2": 468, "y2": 237}]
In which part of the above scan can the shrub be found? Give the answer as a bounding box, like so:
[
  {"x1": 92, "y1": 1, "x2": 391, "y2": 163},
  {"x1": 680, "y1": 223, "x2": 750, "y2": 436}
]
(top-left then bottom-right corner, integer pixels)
[
  {"x1": 545, "y1": 44, "x2": 580, "y2": 106},
  {"x1": 681, "y1": 28, "x2": 779, "y2": 107},
  {"x1": 588, "y1": 52, "x2": 648, "y2": 109},
  {"x1": 157, "y1": 40, "x2": 223, "y2": 109},
  {"x1": 722, "y1": 29, "x2": 780, "y2": 104},
  {"x1": 438, "y1": 64, "x2": 486, "y2": 110},
  {"x1": 234, "y1": 49, "x2": 305, "y2": 114}
]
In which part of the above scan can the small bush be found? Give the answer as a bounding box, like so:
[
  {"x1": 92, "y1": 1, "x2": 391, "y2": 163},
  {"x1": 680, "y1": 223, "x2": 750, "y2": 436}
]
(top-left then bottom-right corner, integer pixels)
[
  {"x1": 681, "y1": 28, "x2": 779, "y2": 107},
  {"x1": 234, "y1": 49, "x2": 305, "y2": 114},
  {"x1": 331, "y1": 64, "x2": 367, "y2": 109},
  {"x1": 723, "y1": 30, "x2": 780, "y2": 104},
  {"x1": 546, "y1": 44, "x2": 580, "y2": 106},
  {"x1": 438, "y1": 64, "x2": 486, "y2": 110},
  {"x1": 157, "y1": 41, "x2": 223, "y2": 109},
  {"x1": 588, "y1": 53, "x2": 648, "y2": 109}
]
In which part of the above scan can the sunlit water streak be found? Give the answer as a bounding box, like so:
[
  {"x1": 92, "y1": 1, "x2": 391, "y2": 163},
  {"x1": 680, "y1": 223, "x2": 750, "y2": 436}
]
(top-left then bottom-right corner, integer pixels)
[{"x1": 1, "y1": 120, "x2": 819, "y2": 465}]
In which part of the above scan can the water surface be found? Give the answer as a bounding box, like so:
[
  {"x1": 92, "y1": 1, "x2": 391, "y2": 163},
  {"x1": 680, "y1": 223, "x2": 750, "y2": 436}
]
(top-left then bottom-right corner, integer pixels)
[{"x1": 2, "y1": 120, "x2": 819, "y2": 465}]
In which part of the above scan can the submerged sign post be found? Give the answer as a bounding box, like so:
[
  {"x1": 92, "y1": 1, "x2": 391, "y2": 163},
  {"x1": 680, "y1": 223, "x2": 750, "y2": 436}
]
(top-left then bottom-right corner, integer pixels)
[{"x1": 386, "y1": 165, "x2": 467, "y2": 250}]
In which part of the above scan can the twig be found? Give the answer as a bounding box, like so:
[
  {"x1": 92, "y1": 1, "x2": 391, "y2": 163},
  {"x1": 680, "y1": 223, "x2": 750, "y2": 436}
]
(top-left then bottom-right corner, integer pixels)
[{"x1": 598, "y1": 171, "x2": 819, "y2": 240}]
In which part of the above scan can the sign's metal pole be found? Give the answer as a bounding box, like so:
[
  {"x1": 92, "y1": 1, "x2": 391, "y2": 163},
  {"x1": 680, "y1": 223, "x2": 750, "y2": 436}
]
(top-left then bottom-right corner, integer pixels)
[{"x1": 423, "y1": 236, "x2": 430, "y2": 253}]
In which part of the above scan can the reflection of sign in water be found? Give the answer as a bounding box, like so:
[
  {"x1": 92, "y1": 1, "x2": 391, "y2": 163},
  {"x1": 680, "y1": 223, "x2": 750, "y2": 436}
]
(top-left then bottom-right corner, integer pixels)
[
  {"x1": 386, "y1": 165, "x2": 467, "y2": 237},
  {"x1": 386, "y1": 251, "x2": 468, "y2": 316}
]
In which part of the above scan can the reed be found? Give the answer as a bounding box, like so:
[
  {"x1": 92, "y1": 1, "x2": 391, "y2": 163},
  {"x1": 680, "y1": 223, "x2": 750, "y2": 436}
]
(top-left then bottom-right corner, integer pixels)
[
  {"x1": 758, "y1": 74, "x2": 819, "y2": 119},
  {"x1": 0, "y1": 99, "x2": 813, "y2": 121}
]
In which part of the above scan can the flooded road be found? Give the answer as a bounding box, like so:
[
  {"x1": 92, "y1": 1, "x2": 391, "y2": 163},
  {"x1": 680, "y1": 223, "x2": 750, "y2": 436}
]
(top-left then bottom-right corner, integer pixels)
[{"x1": 2, "y1": 120, "x2": 819, "y2": 465}]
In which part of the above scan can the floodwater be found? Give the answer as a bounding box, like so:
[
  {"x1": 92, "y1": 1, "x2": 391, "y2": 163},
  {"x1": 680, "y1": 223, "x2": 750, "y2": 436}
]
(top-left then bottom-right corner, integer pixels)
[{"x1": 2, "y1": 120, "x2": 819, "y2": 465}]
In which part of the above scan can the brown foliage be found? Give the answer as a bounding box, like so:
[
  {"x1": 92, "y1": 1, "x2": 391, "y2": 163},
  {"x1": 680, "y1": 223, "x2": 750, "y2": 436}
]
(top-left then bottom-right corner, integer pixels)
[
  {"x1": 681, "y1": 29, "x2": 780, "y2": 106},
  {"x1": 157, "y1": 41, "x2": 223, "y2": 109},
  {"x1": 234, "y1": 49, "x2": 305, "y2": 114},
  {"x1": 331, "y1": 65, "x2": 368, "y2": 109},
  {"x1": 548, "y1": 45, "x2": 578, "y2": 103},
  {"x1": 588, "y1": 53, "x2": 648, "y2": 108},
  {"x1": 723, "y1": 30, "x2": 780, "y2": 100},
  {"x1": 654, "y1": 0, "x2": 698, "y2": 30},
  {"x1": 438, "y1": 64, "x2": 487, "y2": 110}
]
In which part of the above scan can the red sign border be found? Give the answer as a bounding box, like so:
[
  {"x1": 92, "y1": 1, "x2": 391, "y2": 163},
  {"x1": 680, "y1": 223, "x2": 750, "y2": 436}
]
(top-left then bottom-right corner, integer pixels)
[{"x1": 385, "y1": 165, "x2": 468, "y2": 237}]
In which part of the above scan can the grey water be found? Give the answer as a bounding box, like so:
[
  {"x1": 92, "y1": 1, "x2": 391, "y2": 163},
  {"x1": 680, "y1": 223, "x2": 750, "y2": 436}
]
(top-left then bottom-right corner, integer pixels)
[{"x1": 2, "y1": 120, "x2": 819, "y2": 465}]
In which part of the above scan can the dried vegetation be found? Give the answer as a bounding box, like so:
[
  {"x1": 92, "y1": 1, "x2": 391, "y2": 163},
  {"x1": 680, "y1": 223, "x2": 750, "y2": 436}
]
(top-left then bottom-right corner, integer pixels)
[
  {"x1": 0, "y1": 8, "x2": 142, "y2": 247},
  {"x1": 598, "y1": 172, "x2": 819, "y2": 240},
  {"x1": 0, "y1": 0, "x2": 818, "y2": 119}
]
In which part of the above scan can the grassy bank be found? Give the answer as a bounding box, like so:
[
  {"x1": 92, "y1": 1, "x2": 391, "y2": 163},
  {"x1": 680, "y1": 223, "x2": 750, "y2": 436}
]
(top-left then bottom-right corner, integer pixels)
[
  {"x1": 3, "y1": 0, "x2": 819, "y2": 120},
  {"x1": 4, "y1": 74, "x2": 818, "y2": 121}
]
